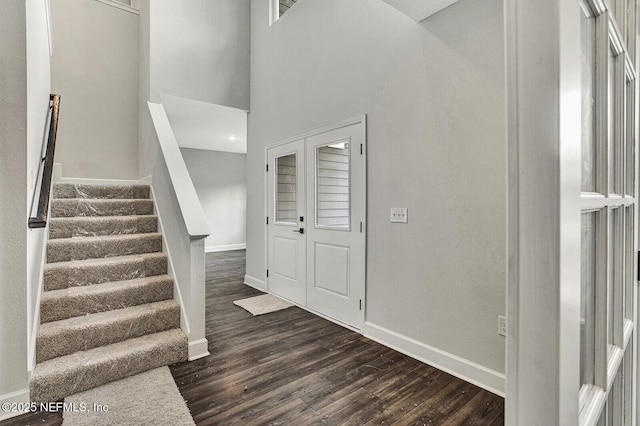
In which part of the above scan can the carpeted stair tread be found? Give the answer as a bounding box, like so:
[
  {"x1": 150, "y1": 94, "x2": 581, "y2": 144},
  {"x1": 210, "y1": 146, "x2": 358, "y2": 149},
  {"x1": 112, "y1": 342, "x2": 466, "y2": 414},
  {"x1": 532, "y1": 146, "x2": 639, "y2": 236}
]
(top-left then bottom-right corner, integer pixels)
[
  {"x1": 53, "y1": 184, "x2": 150, "y2": 200},
  {"x1": 49, "y1": 215, "x2": 158, "y2": 239},
  {"x1": 40, "y1": 275, "x2": 174, "y2": 323},
  {"x1": 30, "y1": 329, "x2": 188, "y2": 404},
  {"x1": 37, "y1": 300, "x2": 180, "y2": 363},
  {"x1": 52, "y1": 198, "x2": 154, "y2": 218},
  {"x1": 44, "y1": 252, "x2": 167, "y2": 291},
  {"x1": 47, "y1": 232, "x2": 163, "y2": 263}
]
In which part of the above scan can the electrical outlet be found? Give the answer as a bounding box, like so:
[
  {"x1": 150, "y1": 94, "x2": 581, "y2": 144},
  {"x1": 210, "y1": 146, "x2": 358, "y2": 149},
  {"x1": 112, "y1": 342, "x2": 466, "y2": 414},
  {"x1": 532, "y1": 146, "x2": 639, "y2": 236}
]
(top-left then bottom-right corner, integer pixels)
[
  {"x1": 390, "y1": 207, "x2": 408, "y2": 223},
  {"x1": 498, "y1": 316, "x2": 507, "y2": 337}
]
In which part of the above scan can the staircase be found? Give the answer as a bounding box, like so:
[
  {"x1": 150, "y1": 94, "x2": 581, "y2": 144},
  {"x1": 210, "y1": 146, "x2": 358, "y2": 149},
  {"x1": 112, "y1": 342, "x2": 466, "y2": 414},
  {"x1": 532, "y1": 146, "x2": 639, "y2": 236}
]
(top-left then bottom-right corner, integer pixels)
[{"x1": 30, "y1": 183, "x2": 188, "y2": 403}]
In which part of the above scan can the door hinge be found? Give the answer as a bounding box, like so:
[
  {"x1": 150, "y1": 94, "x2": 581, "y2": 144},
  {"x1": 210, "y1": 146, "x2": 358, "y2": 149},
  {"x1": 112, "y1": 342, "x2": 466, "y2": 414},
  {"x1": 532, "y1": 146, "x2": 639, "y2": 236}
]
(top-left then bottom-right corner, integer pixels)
[
  {"x1": 359, "y1": 299, "x2": 362, "y2": 310},
  {"x1": 360, "y1": 222, "x2": 363, "y2": 233},
  {"x1": 637, "y1": 251, "x2": 640, "y2": 281},
  {"x1": 267, "y1": 269, "x2": 269, "y2": 278},
  {"x1": 266, "y1": 216, "x2": 269, "y2": 225},
  {"x1": 360, "y1": 144, "x2": 363, "y2": 155},
  {"x1": 266, "y1": 164, "x2": 269, "y2": 172}
]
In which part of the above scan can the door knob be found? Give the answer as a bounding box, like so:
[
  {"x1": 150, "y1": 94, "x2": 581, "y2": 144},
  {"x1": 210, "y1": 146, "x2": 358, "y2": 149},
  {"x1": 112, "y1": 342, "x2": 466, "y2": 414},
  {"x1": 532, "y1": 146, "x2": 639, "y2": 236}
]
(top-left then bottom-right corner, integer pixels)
[{"x1": 293, "y1": 228, "x2": 304, "y2": 234}]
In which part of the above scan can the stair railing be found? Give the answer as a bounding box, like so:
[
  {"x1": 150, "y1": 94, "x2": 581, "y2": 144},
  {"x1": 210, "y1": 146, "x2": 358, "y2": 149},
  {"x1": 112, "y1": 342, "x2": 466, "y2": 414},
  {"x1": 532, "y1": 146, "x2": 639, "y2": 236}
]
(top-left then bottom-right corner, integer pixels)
[{"x1": 29, "y1": 94, "x2": 61, "y2": 229}]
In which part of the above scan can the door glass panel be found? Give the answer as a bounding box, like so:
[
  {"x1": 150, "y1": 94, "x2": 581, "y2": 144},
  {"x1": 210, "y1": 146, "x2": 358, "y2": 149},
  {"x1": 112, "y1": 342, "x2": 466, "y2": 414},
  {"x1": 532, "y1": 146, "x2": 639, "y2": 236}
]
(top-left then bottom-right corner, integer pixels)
[
  {"x1": 608, "y1": 208, "x2": 618, "y2": 347},
  {"x1": 625, "y1": 206, "x2": 634, "y2": 320},
  {"x1": 581, "y1": 212, "x2": 597, "y2": 387},
  {"x1": 609, "y1": 207, "x2": 624, "y2": 348},
  {"x1": 609, "y1": 47, "x2": 615, "y2": 194},
  {"x1": 276, "y1": 154, "x2": 297, "y2": 224},
  {"x1": 609, "y1": 47, "x2": 624, "y2": 195},
  {"x1": 581, "y1": 9, "x2": 597, "y2": 192},
  {"x1": 626, "y1": 80, "x2": 635, "y2": 196},
  {"x1": 316, "y1": 140, "x2": 350, "y2": 229}
]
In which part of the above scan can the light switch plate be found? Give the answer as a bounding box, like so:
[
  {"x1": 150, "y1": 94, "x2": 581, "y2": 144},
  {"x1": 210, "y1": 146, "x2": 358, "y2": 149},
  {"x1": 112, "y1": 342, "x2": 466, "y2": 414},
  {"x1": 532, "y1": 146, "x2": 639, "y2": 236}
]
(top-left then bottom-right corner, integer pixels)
[{"x1": 390, "y1": 207, "x2": 408, "y2": 223}]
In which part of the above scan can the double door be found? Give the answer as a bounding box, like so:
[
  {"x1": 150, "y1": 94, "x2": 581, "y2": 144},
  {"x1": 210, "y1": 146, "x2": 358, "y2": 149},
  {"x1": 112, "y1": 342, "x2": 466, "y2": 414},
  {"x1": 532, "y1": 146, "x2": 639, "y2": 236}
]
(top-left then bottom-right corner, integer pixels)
[{"x1": 266, "y1": 119, "x2": 366, "y2": 330}]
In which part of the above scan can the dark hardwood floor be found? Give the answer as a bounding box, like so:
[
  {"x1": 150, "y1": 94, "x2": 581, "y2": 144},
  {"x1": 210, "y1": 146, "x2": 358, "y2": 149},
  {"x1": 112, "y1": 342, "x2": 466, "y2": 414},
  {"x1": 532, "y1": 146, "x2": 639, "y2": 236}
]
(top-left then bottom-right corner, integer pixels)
[
  {"x1": 1, "y1": 250, "x2": 504, "y2": 425},
  {"x1": 170, "y1": 250, "x2": 504, "y2": 425}
]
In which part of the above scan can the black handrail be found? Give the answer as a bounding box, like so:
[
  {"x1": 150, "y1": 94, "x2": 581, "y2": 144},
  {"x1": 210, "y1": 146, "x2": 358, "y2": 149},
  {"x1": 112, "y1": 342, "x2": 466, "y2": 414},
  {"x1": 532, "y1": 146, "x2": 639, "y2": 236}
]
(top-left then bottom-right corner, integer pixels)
[{"x1": 29, "y1": 94, "x2": 61, "y2": 229}]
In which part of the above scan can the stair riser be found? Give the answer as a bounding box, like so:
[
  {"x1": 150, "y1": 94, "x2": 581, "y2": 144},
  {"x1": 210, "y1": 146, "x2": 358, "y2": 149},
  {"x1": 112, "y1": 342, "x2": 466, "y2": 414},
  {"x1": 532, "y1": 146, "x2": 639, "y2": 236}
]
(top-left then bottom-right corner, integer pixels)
[
  {"x1": 52, "y1": 199, "x2": 154, "y2": 217},
  {"x1": 49, "y1": 216, "x2": 158, "y2": 239},
  {"x1": 44, "y1": 255, "x2": 167, "y2": 291},
  {"x1": 53, "y1": 184, "x2": 150, "y2": 200},
  {"x1": 40, "y1": 277, "x2": 174, "y2": 323},
  {"x1": 30, "y1": 330, "x2": 188, "y2": 404},
  {"x1": 47, "y1": 234, "x2": 162, "y2": 263},
  {"x1": 37, "y1": 304, "x2": 180, "y2": 363}
]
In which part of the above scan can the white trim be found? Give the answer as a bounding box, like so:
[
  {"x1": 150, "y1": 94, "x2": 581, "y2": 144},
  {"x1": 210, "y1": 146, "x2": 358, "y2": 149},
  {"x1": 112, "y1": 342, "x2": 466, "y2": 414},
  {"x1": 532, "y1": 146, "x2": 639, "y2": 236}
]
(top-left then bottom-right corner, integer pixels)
[
  {"x1": 93, "y1": 0, "x2": 140, "y2": 15},
  {"x1": 244, "y1": 275, "x2": 266, "y2": 291},
  {"x1": 264, "y1": 115, "x2": 367, "y2": 151},
  {"x1": 364, "y1": 322, "x2": 506, "y2": 397},
  {"x1": 269, "y1": 0, "x2": 278, "y2": 26},
  {"x1": 54, "y1": 175, "x2": 144, "y2": 186},
  {"x1": 205, "y1": 244, "x2": 246, "y2": 253},
  {"x1": 148, "y1": 102, "x2": 210, "y2": 239},
  {"x1": 188, "y1": 338, "x2": 210, "y2": 361},
  {"x1": 0, "y1": 389, "x2": 30, "y2": 421},
  {"x1": 150, "y1": 187, "x2": 191, "y2": 337}
]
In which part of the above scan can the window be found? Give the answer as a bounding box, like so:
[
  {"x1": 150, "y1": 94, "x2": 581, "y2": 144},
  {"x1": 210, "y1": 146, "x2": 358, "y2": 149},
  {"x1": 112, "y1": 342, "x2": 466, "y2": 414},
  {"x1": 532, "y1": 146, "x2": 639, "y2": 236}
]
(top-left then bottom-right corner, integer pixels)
[
  {"x1": 270, "y1": 0, "x2": 299, "y2": 25},
  {"x1": 315, "y1": 140, "x2": 350, "y2": 229},
  {"x1": 275, "y1": 154, "x2": 297, "y2": 224}
]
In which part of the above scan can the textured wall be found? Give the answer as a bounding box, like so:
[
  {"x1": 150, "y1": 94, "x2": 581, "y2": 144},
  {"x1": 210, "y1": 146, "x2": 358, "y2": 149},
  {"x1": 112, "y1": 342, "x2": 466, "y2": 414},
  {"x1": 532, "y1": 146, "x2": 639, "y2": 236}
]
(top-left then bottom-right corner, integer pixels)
[
  {"x1": 51, "y1": 0, "x2": 139, "y2": 179},
  {"x1": 0, "y1": 0, "x2": 29, "y2": 411},
  {"x1": 149, "y1": 0, "x2": 251, "y2": 110},
  {"x1": 247, "y1": 0, "x2": 506, "y2": 376},
  {"x1": 181, "y1": 148, "x2": 247, "y2": 251}
]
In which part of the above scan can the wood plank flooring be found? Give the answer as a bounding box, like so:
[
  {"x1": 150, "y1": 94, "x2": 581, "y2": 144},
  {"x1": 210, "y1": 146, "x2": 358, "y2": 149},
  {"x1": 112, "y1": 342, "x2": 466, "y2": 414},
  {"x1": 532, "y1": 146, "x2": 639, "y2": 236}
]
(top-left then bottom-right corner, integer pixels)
[
  {"x1": 0, "y1": 249, "x2": 504, "y2": 425},
  {"x1": 171, "y1": 250, "x2": 504, "y2": 425}
]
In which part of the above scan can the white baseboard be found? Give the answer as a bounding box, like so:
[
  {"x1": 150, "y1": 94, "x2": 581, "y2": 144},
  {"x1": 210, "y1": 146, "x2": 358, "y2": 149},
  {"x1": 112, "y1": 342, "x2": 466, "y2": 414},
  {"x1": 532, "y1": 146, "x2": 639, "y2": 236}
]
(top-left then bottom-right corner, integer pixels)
[
  {"x1": 363, "y1": 322, "x2": 505, "y2": 397},
  {"x1": 56, "y1": 177, "x2": 145, "y2": 185},
  {"x1": 0, "y1": 389, "x2": 30, "y2": 421},
  {"x1": 206, "y1": 244, "x2": 246, "y2": 253},
  {"x1": 188, "y1": 338, "x2": 210, "y2": 361},
  {"x1": 53, "y1": 164, "x2": 146, "y2": 185},
  {"x1": 244, "y1": 275, "x2": 266, "y2": 291}
]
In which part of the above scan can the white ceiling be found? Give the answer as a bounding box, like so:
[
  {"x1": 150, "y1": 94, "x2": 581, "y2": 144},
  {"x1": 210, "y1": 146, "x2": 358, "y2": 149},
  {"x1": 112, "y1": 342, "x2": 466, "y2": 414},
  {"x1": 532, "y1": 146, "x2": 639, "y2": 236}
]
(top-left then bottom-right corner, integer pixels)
[
  {"x1": 381, "y1": 0, "x2": 459, "y2": 22},
  {"x1": 161, "y1": 94, "x2": 248, "y2": 154}
]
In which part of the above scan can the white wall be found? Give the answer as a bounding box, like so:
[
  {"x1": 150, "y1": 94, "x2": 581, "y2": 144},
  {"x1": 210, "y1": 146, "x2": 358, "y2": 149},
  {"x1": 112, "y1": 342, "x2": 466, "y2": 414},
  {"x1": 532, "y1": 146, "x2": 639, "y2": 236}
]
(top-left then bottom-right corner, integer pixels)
[
  {"x1": 148, "y1": 0, "x2": 250, "y2": 110},
  {"x1": 247, "y1": 0, "x2": 506, "y2": 386},
  {"x1": 139, "y1": 0, "x2": 251, "y2": 178},
  {"x1": 0, "y1": 0, "x2": 30, "y2": 414},
  {"x1": 181, "y1": 148, "x2": 247, "y2": 252},
  {"x1": 50, "y1": 0, "x2": 139, "y2": 180},
  {"x1": 26, "y1": 0, "x2": 53, "y2": 375}
]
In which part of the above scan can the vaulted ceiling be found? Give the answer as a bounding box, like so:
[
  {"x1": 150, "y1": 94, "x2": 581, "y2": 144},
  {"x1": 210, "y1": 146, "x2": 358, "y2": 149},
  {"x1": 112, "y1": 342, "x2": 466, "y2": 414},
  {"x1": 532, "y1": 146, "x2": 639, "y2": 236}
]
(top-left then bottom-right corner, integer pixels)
[{"x1": 381, "y1": 0, "x2": 459, "y2": 22}]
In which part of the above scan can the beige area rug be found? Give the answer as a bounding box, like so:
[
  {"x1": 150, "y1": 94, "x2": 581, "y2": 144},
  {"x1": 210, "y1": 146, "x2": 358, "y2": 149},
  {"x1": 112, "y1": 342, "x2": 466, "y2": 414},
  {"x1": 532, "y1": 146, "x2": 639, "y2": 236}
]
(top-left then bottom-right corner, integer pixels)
[
  {"x1": 233, "y1": 293, "x2": 295, "y2": 316},
  {"x1": 63, "y1": 367, "x2": 194, "y2": 426}
]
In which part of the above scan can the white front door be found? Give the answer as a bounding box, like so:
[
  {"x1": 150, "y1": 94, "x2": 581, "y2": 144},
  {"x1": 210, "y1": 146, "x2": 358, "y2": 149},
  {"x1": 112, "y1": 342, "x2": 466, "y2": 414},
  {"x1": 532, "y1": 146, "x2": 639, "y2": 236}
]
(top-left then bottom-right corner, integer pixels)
[
  {"x1": 266, "y1": 117, "x2": 366, "y2": 330},
  {"x1": 305, "y1": 123, "x2": 365, "y2": 329},
  {"x1": 267, "y1": 139, "x2": 306, "y2": 306}
]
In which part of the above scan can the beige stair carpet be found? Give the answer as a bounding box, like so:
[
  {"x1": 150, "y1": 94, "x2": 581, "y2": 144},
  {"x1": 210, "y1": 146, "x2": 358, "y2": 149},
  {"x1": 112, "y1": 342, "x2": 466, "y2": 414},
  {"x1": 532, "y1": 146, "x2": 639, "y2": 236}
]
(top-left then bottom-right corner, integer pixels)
[
  {"x1": 233, "y1": 293, "x2": 295, "y2": 316},
  {"x1": 31, "y1": 183, "x2": 188, "y2": 404},
  {"x1": 63, "y1": 366, "x2": 194, "y2": 426}
]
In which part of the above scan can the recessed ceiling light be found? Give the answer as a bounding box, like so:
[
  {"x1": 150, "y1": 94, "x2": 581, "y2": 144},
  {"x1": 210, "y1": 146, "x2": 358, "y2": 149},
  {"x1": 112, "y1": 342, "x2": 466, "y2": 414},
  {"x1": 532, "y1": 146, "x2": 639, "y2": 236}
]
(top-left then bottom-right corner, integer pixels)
[{"x1": 229, "y1": 135, "x2": 236, "y2": 141}]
